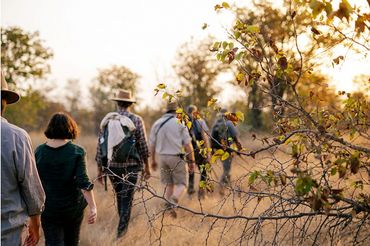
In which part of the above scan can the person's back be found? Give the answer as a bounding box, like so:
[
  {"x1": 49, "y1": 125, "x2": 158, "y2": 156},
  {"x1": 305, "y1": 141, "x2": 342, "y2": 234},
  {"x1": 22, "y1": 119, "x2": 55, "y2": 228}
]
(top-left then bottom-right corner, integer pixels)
[
  {"x1": 35, "y1": 142, "x2": 90, "y2": 217},
  {"x1": 1, "y1": 120, "x2": 45, "y2": 242},
  {"x1": 149, "y1": 102, "x2": 195, "y2": 217},
  {"x1": 151, "y1": 113, "x2": 189, "y2": 155}
]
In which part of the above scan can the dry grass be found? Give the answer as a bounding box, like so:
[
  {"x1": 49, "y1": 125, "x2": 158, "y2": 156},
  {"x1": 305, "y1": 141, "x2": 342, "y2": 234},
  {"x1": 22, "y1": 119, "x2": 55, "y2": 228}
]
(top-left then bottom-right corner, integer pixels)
[{"x1": 30, "y1": 133, "x2": 368, "y2": 245}]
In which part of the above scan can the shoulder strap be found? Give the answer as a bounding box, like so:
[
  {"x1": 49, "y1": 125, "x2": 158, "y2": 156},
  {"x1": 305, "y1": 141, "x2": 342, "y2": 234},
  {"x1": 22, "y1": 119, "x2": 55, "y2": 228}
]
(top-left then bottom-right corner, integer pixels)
[{"x1": 155, "y1": 115, "x2": 174, "y2": 136}]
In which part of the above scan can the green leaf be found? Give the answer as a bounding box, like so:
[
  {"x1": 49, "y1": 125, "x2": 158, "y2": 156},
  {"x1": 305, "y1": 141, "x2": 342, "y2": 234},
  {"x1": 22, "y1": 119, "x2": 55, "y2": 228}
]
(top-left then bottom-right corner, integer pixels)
[
  {"x1": 162, "y1": 92, "x2": 169, "y2": 99},
  {"x1": 246, "y1": 25, "x2": 260, "y2": 33},
  {"x1": 228, "y1": 42, "x2": 234, "y2": 49},
  {"x1": 222, "y1": 41, "x2": 228, "y2": 49},
  {"x1": 248, "y1": 171, "x2": 259, "y2": 185},
  {"x1": 295, "y1": 176, "x2": 314, "y2": 196},
  {"x1": 234, "y1": 31, "x2": 241, "y2": 39}
]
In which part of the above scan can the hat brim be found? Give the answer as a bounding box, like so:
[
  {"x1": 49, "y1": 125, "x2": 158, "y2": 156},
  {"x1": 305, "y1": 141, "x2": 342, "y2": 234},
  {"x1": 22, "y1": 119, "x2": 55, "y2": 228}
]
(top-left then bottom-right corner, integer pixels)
[
  {"x1": 1, "y1": 90, "x2": 20, "y2": 104},
  {"x1": 109, "y1": 97, "x2": 136, "y2": 103}
]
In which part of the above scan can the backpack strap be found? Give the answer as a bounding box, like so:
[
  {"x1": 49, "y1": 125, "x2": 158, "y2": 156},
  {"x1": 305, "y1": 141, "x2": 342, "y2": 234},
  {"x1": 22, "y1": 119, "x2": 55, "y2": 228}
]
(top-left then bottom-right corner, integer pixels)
[{"x1": 155, "y1": 115, "x2": 175, "y2": 136}]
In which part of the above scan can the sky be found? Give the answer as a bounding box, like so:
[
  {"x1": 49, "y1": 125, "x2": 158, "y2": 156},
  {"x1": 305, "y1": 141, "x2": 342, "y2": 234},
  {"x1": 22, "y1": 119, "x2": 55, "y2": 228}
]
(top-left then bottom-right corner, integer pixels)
[{"x1": 1, "y1": 0, "x2": 369, "y2": 109}]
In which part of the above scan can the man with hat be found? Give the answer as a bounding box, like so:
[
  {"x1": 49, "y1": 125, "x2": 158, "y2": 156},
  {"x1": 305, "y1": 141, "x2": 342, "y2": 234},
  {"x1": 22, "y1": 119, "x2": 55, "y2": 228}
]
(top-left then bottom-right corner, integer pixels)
[
  {"x1": 1, "y1": 71, "x2": 45, "y2": 246},
  {"x1": 95, "y1": 89, "x2": 150, "y2": 238},
  {"x1": 149, "y1": 101, "x2": 195, "y2": 217}
]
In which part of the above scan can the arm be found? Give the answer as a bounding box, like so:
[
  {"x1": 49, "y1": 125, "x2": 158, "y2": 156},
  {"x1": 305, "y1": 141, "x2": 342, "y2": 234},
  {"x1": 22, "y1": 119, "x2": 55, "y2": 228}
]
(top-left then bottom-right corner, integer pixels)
[
  {"x1": 149, "y1": 144, "x2": 157, "y2": 171},
  {"x1": 76, "y1": 149, "x2": 97, "y2": 224},
  {"x1": 200, "y1": 120, "x2": 211, "y2": 159},
  {"x1": 81, "y1": 190, "x2": 97, "y2": 224},
  {"x1": 135, "y1": 117, "x2": 151, "y2": 179},
  {"x1": 184, "y1": 143, "x2": 195, "y2": 173},
  {"x1": 24, "y1": 215, "x2": 41, "y2": 246},
  {"x1": 17, "y1": 134, "x2": 45, "y2": 246},
  {"x1": 95, "y1": 131, "x2": 105, "y2": 185}
]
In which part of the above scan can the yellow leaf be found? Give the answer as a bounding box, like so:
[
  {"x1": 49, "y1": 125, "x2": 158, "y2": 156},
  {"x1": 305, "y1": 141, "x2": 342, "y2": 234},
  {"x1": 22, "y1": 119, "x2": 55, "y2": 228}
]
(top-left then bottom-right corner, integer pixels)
[
  {"x1": 207, "y1": 98, "x2": 217, "y2": 107},
  {"x1": 162, "y1": 92, "x2": 168, "y2": 99},
  {"x1": 198, "y1": 140, "x2": 204, "y2": 146},
  {"x1": 246, "y1": 25, "x2": 260, "y2": 33},
  {"x1": 157, "y1": 83, "x2": 166, "y2": 89},
  {"x1": 211, "y1": 155, "x2": 219, "y2": 164},
  {"x1": 176, "y1": 108, "x2": 183, "y2": 114},
  {"x1": 236, "y1": 111, "x2": 244, "y2": 122},
  {"x1": 187, "y1": 121, "x2": 192, "y2": 129},
  {"x1": 236, "y1": 72, "x2": 245, "y2": 83},
  {"x1": 214, "y1": 149, "x2": 224, "y2": 156},
  {"x1": 222, "y1": 2, "x2": 230, "y2": 9},
  {"x1": 221, "y1": 152, "x2": 230, "y2": 161}
]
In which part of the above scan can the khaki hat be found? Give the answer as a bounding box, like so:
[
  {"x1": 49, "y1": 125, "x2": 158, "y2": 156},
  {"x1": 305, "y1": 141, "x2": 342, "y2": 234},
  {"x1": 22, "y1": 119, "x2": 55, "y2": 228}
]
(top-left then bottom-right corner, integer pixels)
[
  {"x1": 1, "y1": 71, "x2": 20, "y2": 104},
  {"x1": 166, "y1": 101, "x2": 178, "y2": 112},
  {"x1": 110, "y1": 89, "x2": 136, "y2": 103}
]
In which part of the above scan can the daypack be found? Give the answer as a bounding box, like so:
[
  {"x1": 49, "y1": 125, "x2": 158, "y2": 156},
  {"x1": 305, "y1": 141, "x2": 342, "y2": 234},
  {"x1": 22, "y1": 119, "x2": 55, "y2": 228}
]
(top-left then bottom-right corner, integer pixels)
[
  {"x1": 99, "y1": 116, "x2": 140, "y2": 167},
  {"x1": 189, "y1": 118, "x2": 203, "y2": 148},
  {"x1": 211, "y1": 119, "x2": 230, "y2": 150}
]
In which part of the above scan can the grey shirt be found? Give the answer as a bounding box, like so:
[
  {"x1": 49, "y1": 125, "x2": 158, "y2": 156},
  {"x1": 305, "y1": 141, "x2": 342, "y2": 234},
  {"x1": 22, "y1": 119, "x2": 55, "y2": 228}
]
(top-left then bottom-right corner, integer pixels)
[
  {"x1": 149, "y1": 113, "x2": 192, "y2": 155},
  {"x1": 1, "y1": 117, "x2": 45, "y2": 243}
]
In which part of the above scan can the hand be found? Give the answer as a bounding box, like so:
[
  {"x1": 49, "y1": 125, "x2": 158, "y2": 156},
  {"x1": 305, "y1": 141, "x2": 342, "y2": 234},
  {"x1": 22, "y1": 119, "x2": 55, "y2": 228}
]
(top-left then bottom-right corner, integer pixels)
[
  {"x1": 25, "y1": 216, "x2": 40, "y2": 246},
  {"x1": 143, "y1": 166, "x2": 151, "y2": 180},
  {"x1": 151, "y1": 160, "x2": 158, "y2": 171},
  {"x1": 97, "y1": 167, "x2": 104, "y2": 185},
  {"x1": 87, "y1": 207, "x2": 97, "y2": 224},
  {"x1": 188, "y1": 162, "x2": 195, "y2": 174}
]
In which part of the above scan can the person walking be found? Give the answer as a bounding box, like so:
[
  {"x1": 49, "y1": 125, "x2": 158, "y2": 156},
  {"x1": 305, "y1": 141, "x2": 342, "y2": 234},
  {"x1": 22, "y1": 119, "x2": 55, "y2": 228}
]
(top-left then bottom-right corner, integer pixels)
[
  {"x1": 211, "y1": 109, "x2": 242, "y2": 190},
  {"x1": 1, "y1": 71, "x2": 45, "y2": 246},
  {"x1": 186, "y1": 105, "x2": 211, "y2": 199},
  {"x1": 149, "y1": 101, "x2": 195, "y2": 217},
  {"x1": 35, "y1": 112, "x2": 97, "y2": 245},
  {"x1": 95, "y1": 89, "x2": 150, "y2": 238}
]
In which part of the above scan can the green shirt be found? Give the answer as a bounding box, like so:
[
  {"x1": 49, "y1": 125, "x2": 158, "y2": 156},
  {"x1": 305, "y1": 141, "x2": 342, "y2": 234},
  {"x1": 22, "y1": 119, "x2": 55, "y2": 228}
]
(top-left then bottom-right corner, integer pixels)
[{"x1": 35, "y1": 141, "x2": 93, "y2": 218}]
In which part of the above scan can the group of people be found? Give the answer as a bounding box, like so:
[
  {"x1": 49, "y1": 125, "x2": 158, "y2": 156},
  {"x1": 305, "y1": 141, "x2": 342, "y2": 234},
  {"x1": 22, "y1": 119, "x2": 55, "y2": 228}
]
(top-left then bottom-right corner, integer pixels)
[{"x1": 1, "y1": 70, "x2": 241, "y2": 245}]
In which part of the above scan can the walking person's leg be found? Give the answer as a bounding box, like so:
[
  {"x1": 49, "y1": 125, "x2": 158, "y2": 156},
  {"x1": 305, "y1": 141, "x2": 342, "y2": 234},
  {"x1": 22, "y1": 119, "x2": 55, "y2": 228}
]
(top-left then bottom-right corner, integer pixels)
[
  {"x1": 221, "y1": 155, "x2": 233, "y2": 186},
  {"x1": 197, "y1": 155, "x2": 208, "y2": 199},
  {"x1": 63, "y1": 211, "x2": 84, "y2": 246},
  {"x1": 109, "y1": 166, "x2": 140, "y2": 238},
  {"x1": 187, "y1": 172, "x2": 195, "y2": 195},
  {"x1": 41, "y1": 216, "x2": 64, "y2": 246}
]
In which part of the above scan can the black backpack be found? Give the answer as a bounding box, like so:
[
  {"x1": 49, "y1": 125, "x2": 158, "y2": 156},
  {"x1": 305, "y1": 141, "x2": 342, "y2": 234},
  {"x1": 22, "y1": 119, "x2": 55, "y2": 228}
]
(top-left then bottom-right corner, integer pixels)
[
  {"x1": 211, "y1": 119, "x2": 229, "y2": 150},
  {"x1": 189, "y1": 118, "x2": 203, "y2": 148},
  {"x1": 99, "y1": 117, "x2": 140, "y2": 167}
]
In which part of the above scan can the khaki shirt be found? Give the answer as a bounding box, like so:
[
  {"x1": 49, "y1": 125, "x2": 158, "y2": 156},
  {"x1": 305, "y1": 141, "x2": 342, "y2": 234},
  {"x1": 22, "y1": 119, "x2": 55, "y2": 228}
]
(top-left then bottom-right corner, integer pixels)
[
  {"x1": 1, "y1": 117, "x2": 45, "y2": 245},
  {"x1": 149, "y1": 113, "x2": 192, "y2": 155}
]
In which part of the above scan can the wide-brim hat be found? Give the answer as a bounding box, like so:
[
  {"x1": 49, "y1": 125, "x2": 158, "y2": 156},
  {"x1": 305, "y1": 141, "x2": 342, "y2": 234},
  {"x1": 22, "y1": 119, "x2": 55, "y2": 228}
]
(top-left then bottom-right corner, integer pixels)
[
  {"x1": 110, "y1": 89, "x2": 136, "y2": 103},
  {"x1": 166, "y1": 101, "x2": 178, "y2": 112},
  {"x1": 1, "y1": 71, "x2": 20, "y2": 104}
]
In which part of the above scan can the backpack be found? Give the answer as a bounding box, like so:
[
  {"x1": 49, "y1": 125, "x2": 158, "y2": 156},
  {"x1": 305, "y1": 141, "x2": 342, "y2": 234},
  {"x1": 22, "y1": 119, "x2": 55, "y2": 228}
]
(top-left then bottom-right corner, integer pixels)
[
  {"x1": 211, "y1": 119, "x2": 229, "y2": 150},
  {"x1": 189, "y1": 118, "x2": 203, "y2": 148},
  {"x1": 99, "y1": 116, "x2": 140, "y2": 167}
]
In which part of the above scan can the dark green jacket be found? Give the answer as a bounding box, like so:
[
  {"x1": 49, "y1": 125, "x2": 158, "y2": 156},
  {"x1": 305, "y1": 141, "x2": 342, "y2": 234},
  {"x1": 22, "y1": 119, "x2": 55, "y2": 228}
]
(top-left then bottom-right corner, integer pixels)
[{"x1": 35, "y1": 142, "x2": 93, "y2": 218}]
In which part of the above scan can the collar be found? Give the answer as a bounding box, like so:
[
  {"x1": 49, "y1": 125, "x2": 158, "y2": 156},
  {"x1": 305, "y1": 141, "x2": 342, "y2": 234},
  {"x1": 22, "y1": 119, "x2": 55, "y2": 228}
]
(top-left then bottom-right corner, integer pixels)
[{"x1": 1, "y1": 116, "x2": 8, "y2": 123}]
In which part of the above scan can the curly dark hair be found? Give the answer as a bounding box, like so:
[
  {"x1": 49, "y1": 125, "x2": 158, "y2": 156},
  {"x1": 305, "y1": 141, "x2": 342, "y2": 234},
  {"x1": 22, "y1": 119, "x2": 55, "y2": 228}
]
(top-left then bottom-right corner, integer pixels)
[{"x1": 44, "y1": 112, "x2": 80, "y2": 139}]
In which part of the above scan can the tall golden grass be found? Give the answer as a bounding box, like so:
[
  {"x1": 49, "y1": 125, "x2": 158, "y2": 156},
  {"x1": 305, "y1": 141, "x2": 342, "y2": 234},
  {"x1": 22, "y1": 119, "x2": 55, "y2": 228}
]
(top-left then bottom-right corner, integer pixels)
[{"x1": 30, "y1": 132, "x2": 367, "y2": 245}]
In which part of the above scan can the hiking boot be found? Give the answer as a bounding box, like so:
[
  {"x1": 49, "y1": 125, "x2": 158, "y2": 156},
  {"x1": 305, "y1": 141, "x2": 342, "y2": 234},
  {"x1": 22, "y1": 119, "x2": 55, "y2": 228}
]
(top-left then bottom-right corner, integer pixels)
[
  {"x1": 187, "y1": 187, "x2": 195, "y2": 195},
  {"x1": 198, "y1": 189, "x2": 206, "y2": 200}
]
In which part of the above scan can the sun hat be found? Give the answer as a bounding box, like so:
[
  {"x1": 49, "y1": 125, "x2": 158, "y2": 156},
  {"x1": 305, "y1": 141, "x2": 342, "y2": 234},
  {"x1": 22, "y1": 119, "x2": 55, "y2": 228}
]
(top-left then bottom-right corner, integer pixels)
[
  {"x1": 110, "y1": 89, "x2": 136, "y2": 103},
  {"x1": 1, "y1": 71, "x2": 20, "y2": 104}
]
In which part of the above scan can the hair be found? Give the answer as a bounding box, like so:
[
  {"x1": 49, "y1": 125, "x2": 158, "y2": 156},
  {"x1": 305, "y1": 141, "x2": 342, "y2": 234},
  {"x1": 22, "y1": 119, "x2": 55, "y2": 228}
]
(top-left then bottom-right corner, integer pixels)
[
  {"x1": 44, "y1": 112, "x2": 79, "y2": 140},
  {"x1": 186, "y1": 105, "x2": 197, "y2": 114},
  {"x1": 117, "y1": 101, "x2": 133, "y2": 108}
]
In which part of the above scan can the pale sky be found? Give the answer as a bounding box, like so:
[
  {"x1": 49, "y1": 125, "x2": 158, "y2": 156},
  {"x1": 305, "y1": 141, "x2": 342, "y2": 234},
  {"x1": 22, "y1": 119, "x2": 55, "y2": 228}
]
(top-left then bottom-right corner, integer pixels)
[{"x1": 1, "y1": 0, "x2": 369, "y2": 109}]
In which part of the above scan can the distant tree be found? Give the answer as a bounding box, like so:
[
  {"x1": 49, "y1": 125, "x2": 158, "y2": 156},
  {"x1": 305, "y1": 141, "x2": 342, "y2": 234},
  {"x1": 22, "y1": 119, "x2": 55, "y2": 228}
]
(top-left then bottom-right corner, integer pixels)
[
  {"x1": 1, "y1": 26, "x2": 53, "y2": 85},
  {"x1": 89, "y1": 65, "x2": 140, "y2": 132},
  {"x1": 173, "y1": 37, "x2": 226, "y2": 109}
]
